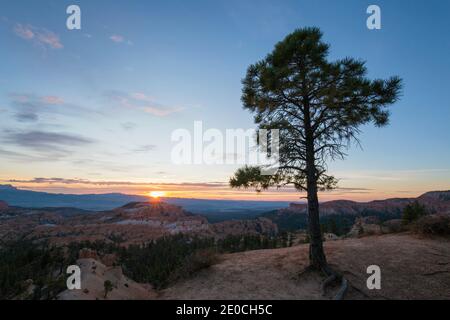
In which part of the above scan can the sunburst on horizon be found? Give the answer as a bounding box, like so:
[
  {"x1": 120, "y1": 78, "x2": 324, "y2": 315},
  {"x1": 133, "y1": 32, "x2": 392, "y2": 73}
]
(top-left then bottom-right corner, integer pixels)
[{"x1": 148, "y1": 191, "x2": 166, "y2": 199}]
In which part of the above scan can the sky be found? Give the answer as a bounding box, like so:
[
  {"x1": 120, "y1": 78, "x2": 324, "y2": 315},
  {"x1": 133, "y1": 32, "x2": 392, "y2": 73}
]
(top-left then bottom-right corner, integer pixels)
[{"x1": 0, "y1": 0, "x2": 449, "y2": 202}]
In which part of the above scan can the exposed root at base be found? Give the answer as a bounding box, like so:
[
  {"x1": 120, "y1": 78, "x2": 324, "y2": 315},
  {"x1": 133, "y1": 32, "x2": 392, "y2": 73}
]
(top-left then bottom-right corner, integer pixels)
[
  {"x1": 296, "y1": 265, "x2": 316, "y2": 279},
  {"x1": 320, "y1": 266, "x2": 348, "y2": 300},
  {"x1": 298, "y1": 264, "x2": 349, "y2": 300},
  {"x1": 334, "y1": 277, "x2": 348, "y2": 300}
]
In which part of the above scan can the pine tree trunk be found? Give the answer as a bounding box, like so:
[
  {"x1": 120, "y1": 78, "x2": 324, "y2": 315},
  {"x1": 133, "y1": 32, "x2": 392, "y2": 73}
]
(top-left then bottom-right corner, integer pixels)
[
  {"x1": 307, "y1": 180, "x2": 328, "y2": 270},
  {"x1": 304, "y1": 102, "x2": 329, "y2": 272}
]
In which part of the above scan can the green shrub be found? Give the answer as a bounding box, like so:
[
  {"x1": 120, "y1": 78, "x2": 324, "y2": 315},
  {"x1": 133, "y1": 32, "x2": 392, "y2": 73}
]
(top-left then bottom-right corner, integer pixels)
[
  {"x1": 402, "y1": 201, "x2": 427, "y2": 225},
  {"x1": 103, "y1": 280, "x2": 114, "y2": 298}
]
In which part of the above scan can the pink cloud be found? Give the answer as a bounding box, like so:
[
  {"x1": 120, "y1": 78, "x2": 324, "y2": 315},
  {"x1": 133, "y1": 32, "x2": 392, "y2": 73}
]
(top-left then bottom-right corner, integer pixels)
[
  {"x1": 142, "y1": 106, "x2": 183, "y2": 117},
  {"x1": 42, "y1": 96, "x2": 64, "y2": 105},
  {"x1": 110, "y1": 34, "x2": 125, "y2": 43},
  {"x1": 130, "y1": 92, "x2": 155, "y2": 102},
  {"x1": 14, "y1": 24, "x2": 34, "y2": 39},
  {"x1": 13, "y1": 23, "x2": 63, "y2": 49},
  {"x1": 109, "y1": 92, "x2": 183, "y2": 117},
  {"x1": 36, "y1": 30, "x2": 63, "y2": 49}
]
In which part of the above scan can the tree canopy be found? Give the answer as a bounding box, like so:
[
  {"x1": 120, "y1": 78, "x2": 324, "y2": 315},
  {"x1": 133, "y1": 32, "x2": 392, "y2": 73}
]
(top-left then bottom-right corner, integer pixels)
[{"x1": 230, "y1": 27, "x2": 402, "y2": 192}]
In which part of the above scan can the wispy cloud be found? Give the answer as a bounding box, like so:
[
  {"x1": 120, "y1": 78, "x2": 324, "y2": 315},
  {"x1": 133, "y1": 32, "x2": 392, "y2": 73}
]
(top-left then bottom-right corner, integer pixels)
[
  {"x1": 121, "y1": 122, "x2": 137, "y2": 131},
  {"x1": 107, "y1": 91, "x2": 184, "y2": 117},
  {"x1": 14, "y1": 23, "x2": 63, "y2": 49},
  {"x1": 334, "y1": 187, "x2": 373, "y2": 194},
  {"x1": 109, "y1": 34, "x2": 132, "y2": 45},
  {"x1": 0, "y1": 148, "x2": 45, "y2": 162},
  {"x1": 0, "y1": 147, "x2": 73, "y2": 162},
  {"x1": 9, "y1": 93, "x2": 64, "y2": 122},
  {"x1": 8, "y1": 93, "x2": 102, "y2": 122},
  {"x1": 133, "y1": 144, "x2": 157, "y2": 152},
  {"x1": 109, "y1": 34, "x2": 124, "y2": 43},
  {"x1": 7, "y1": 177, "x2": 228, "y2": 188},
  {"x1": 15, "y1": 111, "x2": 38, "y2": 122},
  {"x1": 337, "y1": 169, "x2": 450, "y2": 182},
  {"x1": 2, "y1": 130, "x2": 95, "y2": 156},
  {"x1": 42, "y1": 96, "x2": 64, "y2": 105},
  {"x1": 14, "y1": 23, "x2": 34, "y2": 39}
]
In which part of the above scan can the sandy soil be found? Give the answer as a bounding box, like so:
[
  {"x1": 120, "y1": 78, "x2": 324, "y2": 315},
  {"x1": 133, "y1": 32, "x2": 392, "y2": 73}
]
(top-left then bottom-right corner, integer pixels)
[{"x1": 160, "y1": 233, "x2": 450, "y2": 300}]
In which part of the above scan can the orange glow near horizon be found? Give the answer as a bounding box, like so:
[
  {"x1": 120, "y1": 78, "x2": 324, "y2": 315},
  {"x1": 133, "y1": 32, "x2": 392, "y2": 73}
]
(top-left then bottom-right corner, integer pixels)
[
  {"x1": 5, "y1": 180, "x2": 446, "y2": 203},
  {"x1": 149, "y1": 191, "x2": 166, "y2": 199}
]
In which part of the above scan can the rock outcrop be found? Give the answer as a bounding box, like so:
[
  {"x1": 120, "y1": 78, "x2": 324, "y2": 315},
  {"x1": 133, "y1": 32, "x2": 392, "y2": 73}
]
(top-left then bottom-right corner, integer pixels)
[
  {"x1": 57, "y1": 258, "x2": 157, "y2": 300},
  {"x1": 347, "y1": 216, "x2": 383, "y2": 237}
]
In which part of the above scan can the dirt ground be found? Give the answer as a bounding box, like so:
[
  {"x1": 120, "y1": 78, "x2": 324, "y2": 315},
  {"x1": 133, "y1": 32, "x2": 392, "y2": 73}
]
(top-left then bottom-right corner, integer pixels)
[{"x1": 160, "y1": 233, "x2": 450, "y2": 300}]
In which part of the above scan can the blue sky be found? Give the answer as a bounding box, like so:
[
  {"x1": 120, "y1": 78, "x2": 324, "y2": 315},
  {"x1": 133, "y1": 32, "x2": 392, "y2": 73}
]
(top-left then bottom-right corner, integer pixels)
[{"x1": 0, "y1": 0, "x2": 449, "y2": 201}]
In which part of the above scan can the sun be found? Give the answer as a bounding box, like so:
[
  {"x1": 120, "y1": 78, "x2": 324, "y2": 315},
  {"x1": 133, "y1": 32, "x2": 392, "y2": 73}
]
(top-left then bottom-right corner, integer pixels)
[{"x1": 149, "y1": 191, "x2": 166, "y2": 199}]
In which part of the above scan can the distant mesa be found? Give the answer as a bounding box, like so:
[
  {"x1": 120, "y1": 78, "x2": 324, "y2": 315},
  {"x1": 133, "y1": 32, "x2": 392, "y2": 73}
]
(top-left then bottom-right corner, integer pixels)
[
  {"x1": 418, "y1": 190, "x2": 450, "y2": 202},
  {"x1": 0, "y1": 185, "x2": 17, "y2": 191},
  {"x1": 283, "y1": 190, "x2": 450, "y2": 216}
]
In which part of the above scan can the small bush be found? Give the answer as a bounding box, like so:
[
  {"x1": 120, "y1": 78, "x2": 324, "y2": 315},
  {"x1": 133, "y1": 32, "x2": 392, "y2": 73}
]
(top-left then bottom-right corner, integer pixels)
[
  {"x1": 413, "y1": 214, "x2": 450, "y2": 236},
  {"x1": 169, "y1": 249, "x2": 219, "y2": 283},
  {"x1": 382, "y1": 219, "x2": 404, "y2": 233},
  {"x1": 402, "y1": 201, "x2": 427, "y2": 225}
]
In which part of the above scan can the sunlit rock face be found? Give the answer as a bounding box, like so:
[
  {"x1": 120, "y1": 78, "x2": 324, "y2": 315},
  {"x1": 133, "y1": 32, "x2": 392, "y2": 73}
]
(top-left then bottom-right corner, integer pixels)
[{"x1": 0, "y1": 201, "x2": 278, "y2": 246}]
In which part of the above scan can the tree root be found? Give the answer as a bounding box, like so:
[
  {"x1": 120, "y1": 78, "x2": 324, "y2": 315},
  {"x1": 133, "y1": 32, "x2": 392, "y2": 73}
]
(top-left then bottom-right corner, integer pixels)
[
  {"x1": 297, "y1": 264, "x2": 349, "y2": 300},
  {"x1": 296, "y1": 265, "x2": 315, "y2": 279},
  {"x1": 349, "y1": 284, "x2": 370, "y2": 299},
  {"x1": 334, "y1": 277, "x2": 348, "y2": 300},
  {"x1": 320, "y1": 266, "x2": 348, "y2": 300},
  {"x1": 422, "y1": 270, "x2": 450, "y2": 276},
  {"x1": 321, "y1": 274, "x2": 337, "y2": 295}
]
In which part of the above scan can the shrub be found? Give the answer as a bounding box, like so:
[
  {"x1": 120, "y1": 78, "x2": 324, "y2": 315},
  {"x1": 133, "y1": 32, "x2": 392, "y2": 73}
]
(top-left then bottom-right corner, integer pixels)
[
  {"x1": 382, "y1": 219, "x2": 404, "y2": 233},
  {"x1": 169, "y1": 249, "x2": 219, "y2": 283},
  {"x1": 402, "y1": 201, "x2": 427, "y2": 225},
  {"x1": 103, "y1": 280, "x2": 114, "y2": 298},
  {"x1": 413, "y1": 214, "x2": 450, "y2": 236}
]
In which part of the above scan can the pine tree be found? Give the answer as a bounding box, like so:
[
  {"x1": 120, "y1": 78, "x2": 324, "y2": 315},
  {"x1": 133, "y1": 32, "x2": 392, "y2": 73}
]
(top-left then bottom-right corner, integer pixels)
[{"x1": 230, "y1": 27, "x2": 402, "y2": 276}]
